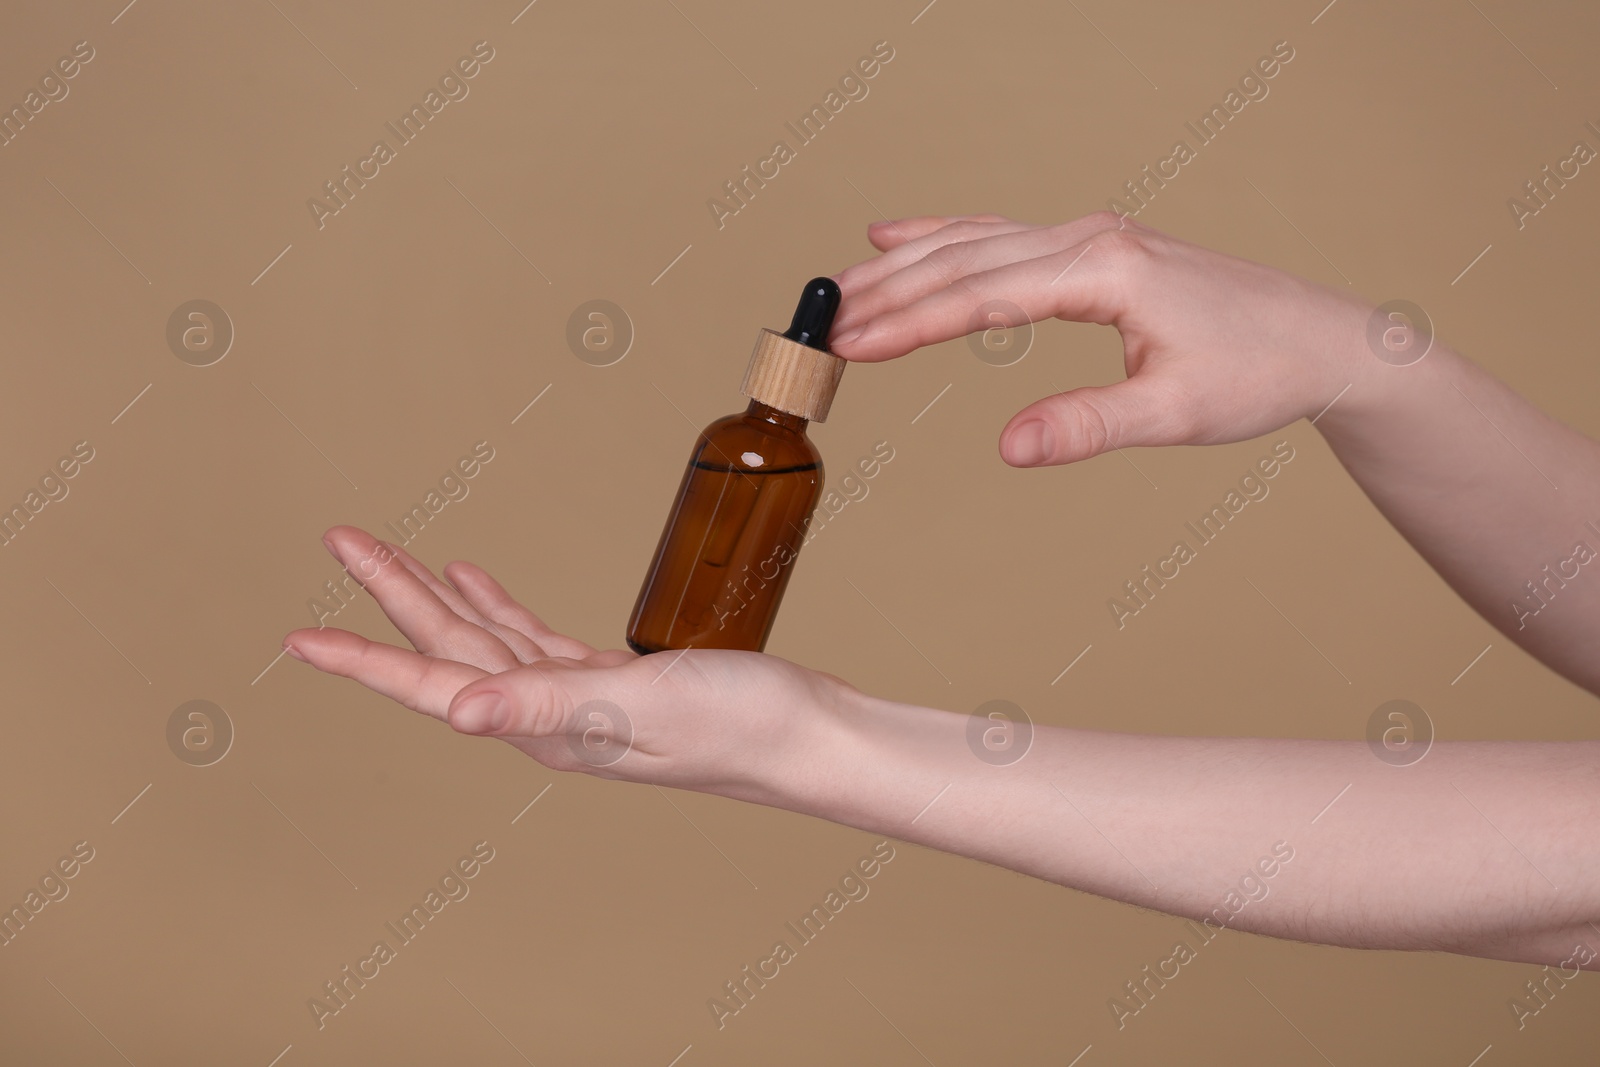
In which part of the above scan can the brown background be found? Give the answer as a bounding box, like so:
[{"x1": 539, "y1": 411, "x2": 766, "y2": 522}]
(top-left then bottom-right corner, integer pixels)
[{"x1": 2, "y1": 0, "x2": 1598, "y2": 1062}]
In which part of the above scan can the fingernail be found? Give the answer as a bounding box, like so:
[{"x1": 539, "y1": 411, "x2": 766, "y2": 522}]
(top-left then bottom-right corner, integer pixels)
[
  {"x1": 321, "y1": 534, "x2": 337, "y2": 557},
  {"x1": 283, "y1": 642, "x2": 308, "y2": 663},
  {"x1": 1007, "y1": 420, "x2": 1054, "y2": 466},
  {"x1": 452, "y1": 692, "x2": 508, "y2": 734},
  {"x1": 833, "y1": 325, "x2": 865, "y2": 347}
]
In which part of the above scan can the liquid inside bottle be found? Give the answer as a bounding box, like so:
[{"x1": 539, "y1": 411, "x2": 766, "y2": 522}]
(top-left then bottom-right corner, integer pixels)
[
  {"x1": 626, "y1": 276, "x2": 844, "y2": 654},
  {"x1": 626, "y1": 400, "x2": 822, "y2": 653}
]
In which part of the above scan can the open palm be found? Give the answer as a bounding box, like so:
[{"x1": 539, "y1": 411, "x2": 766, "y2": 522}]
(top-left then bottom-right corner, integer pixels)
[{"x1": 283, "y1": 525, "x2": 846, "y2": 801}]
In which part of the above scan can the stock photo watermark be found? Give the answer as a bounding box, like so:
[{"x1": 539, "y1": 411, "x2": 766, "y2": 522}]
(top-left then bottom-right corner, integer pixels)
[
  {"x1": 307, "y1": 840, "x2": 497, "y2": 1030},
  {"x1": 1365, "y1": 300, "x2": 1432, "y2": 367},
  {"x1": 966, "y1": 300, "x2": 1034, "y2": 367},
  {"x1": 1510, "y1": 520, "x2": 1598, "y2": 631},
  {"x1": 708, "y1": 440, "x2": 897, "y2": 631},
  {"x1": 1106, "y1": 441, "x2": 1296, "y2": 629},
  {"x1": 801, "y1": 439, "x2": 896, "y2": 545},
  {"x1": 307, "y1": 537, "x2": 400, "y2": 629},
  {"x1": 307, "y1": 42, "x2": 497, "y2": 230},
  {"x1": 1108, "y1": 840, "x2": 1295, "y2": 1029},
  {"x1": 1506, "y1": 120, "x2": 1600, "y2": 231},
  {"x1": 166, "y1": 299, "x2": 234, "y2": 367},
  {"x1": 965, "y1": 699, "x2": 1033, "y2": 767},
  {"x1": 1507, "y1": 941, "x2": 1593, "y2": 1030},
  {"x1": 706, "y1": 840, "x2": 897, "y2": 1029},
  {"x1": 0, "y1": 440, "x2": 95, "y2": 550},
  {"x1": 0, "y1": 40, "x2": 95, "y2": 149},
  {"x1": 565, "y1": 299, "x2": 633, "y2": 367},
  {"x1": 565, "y1": 700, "x2": 633, "y2": 768},
  {"x1": 304, "y1": 441, "x2": 496, "y2": 628},
  {"x1": 1365, "y1": 699, "x2": 1433, "y2": 767},
  {"x1": 1107, "y1": 39, "x2": 1296, "y2": 220},
  {"x1": 379, "y1": 441, "x2": 497, "y2": 548},
  {"x1": 1, "y1": 841, "x2": 96, "y2": 949},
  {"x1": 707, "y1": 40, "x2": 896, "y2": 230},
  {"x1": 166, "y1": 699, "x2": 234, "y2": 767}
]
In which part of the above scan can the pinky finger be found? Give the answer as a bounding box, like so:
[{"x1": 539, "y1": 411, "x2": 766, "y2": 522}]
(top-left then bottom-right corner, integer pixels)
[{"x1": 285, "y1": 627, "x2": 488, "y2": 720}]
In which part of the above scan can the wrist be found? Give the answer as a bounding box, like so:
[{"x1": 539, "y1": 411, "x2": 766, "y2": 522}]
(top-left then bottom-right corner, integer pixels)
[
  {"x1": 1312, "y1": 333, "x2": 1465, "y2": 447},
  {"x1": 749, "y1": 682, "x2": 893, "y2": 818},
  {"x1": 756, "y1": 683, "x2": 1046, "y2": 840},
  {"x1": 743, "y1": 682, "x2": 947, "y2": 829}
]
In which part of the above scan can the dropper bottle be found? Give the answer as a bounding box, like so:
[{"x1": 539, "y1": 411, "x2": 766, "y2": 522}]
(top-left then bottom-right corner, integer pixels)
[{"x1": 626, "y1": 277, "x2": 845, "y2": 654}]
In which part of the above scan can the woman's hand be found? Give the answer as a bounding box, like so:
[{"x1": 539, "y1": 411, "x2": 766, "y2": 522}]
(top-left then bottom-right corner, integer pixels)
[
  {"x1": 281, "y1": 535, "x2": 1600, "y2": 971},
  {"x1": 283, "y1": 526, "x2": 858, "y2": 806},
  {"x1": 830, "y1": 210, "x2": 1600, "y2": 693},
  {"x1": 829, "y1": 211, "x2": 1378, "y2": 467}
]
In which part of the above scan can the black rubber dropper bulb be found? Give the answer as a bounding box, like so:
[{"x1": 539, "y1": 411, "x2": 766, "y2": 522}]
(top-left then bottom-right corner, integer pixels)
[{"x1": 782, "y1": 277, "x2": 842, "y2": 350}]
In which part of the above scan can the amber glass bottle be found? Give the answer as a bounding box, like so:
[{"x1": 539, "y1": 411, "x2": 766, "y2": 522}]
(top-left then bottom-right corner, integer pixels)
[{"x1": 626, "y1": 278, "x2": 845, "y2": 654}]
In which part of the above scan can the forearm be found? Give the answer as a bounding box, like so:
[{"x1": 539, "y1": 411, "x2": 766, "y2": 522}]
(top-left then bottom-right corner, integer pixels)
[
  {"x1": 1316, "y1": 343, "x2": 1600, "y2": 691},
  {"x1": 758, "y1": 691, "x2": 1600, "y2": 968}
]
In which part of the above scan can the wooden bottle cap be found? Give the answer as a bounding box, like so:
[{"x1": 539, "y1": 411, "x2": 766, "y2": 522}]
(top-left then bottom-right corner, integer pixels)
[{"x1": 740, "y1": 328, "x2": 847, "y2": 423}]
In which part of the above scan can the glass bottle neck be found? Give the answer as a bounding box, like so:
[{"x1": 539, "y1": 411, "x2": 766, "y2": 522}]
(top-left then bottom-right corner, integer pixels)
[{"x1": 745, "y1": 399, "x2": 808, "y2": 434}]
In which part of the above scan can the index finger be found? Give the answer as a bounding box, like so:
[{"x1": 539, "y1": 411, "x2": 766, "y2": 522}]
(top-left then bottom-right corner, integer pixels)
[
  {"x1": 830, "y1": 237, "x2": 1127, "y2": 363},
  {"x1": 285, "y1": 627, "x2": 489, "y2": 720},
  {"x1": 834, "y1": 216, "x2": 1035, "y2": 303}
]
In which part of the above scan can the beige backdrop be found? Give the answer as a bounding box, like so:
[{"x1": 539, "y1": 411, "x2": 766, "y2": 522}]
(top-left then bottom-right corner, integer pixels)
[{"x1": 2, "y1": 0, "x2": 1598, "y2": 1062}]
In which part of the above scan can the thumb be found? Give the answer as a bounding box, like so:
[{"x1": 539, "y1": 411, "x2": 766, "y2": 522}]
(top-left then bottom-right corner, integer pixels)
[
  {"x1": 447, "y1": 662, "x2": 607, "y2": 739},
  {"x1": 999, "y1": 375, "x2": 1190, "y2": 466}
]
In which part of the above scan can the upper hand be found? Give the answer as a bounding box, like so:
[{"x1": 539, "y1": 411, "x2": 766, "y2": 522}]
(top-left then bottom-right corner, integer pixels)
[{"x1": 828, "y1": 212, "x2": 1378, "y2": 467}]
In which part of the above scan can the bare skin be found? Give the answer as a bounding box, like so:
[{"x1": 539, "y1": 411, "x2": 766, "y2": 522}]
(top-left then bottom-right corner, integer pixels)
[{"x1": 285, "y1": 214, "x2": 1600, "y2": 971}]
